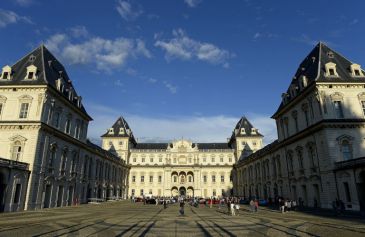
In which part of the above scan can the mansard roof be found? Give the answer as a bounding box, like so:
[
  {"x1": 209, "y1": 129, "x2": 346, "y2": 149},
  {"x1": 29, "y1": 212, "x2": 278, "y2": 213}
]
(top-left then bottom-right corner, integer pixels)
[
  {"x1": 197, "y1": 143, "x2": 232, "y2": 150},
  {"x1": 101, "y1": 116, "x2": 137, "y2": 144},
  {"x1": 0, "y1": 44, "x2": 91, "y2": 120},
  {"x1": 86, "y1": 139, "x2": 125, "y2": 164},
  {"x1": 234, "y1": 117, "x2": 263, "y2": 137},
  {"x1": 132, "y1": 142, "x2": 232, "y2": 150},
  {"x1": 273, "y1": 42, "x2": 365, "y2": 118},
  {"x1": 133, "y1": 143, "x2": 168, "y2": 150}
]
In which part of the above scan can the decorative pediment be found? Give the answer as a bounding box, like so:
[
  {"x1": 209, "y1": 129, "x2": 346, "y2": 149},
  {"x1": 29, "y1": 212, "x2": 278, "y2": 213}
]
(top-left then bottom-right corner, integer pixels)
[
  {"x1": 9, "y1": 135, "x2": 27, "y2": 142},
  {"x1": 167, "y1": 139, "x2": 198, "y2": 153},
  {"x1": 330, "y1": 92, "x2": 344, "y2": 101},
  {"x1": 18, "y1": 95, "x2": 33, "y2": 102}
]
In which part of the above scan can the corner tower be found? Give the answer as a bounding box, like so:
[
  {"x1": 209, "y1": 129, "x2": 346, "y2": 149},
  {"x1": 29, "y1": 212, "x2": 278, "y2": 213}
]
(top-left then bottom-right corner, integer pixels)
[
  {"x1": 101, "y1": 117, "x2": 137, "y2": 163},
  {"x1": 228, "y1": 117, "x2": 263, "y2": 160}
]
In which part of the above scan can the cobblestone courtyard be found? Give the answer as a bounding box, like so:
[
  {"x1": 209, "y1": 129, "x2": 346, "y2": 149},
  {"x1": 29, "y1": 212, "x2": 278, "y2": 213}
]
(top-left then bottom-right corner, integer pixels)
[{"x1": 0, "y1": 201, "x2": 364, "y2": 237}]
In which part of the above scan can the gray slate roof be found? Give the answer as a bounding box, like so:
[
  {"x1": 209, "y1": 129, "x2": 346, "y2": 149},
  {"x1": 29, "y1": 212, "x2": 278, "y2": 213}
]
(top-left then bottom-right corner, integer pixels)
[
  {"x1": 0, "y1": 44, "x2": 91, "y2": 120},
  {"x1": 101, "y1": 117, "x2": 137, "y2": 144},
  {"x1": 273, "y1": 42, "x2": 365, "y2": 117}
]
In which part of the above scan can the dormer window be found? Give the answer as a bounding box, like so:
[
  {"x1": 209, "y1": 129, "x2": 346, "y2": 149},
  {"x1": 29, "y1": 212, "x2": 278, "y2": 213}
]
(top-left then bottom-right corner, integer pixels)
[
  {"x1": 25, "y1": 65, "x2": 37, "y2": 80},
  {"x1": 300, "y1": 75, "x2": 308, "y2": 89},
  {"x1": 325, "y1": 62, "x2": 339, "y2": 77},
  {"x1": 108, "y1": 128, "x2": 114, "y2": 134},
  {"x1": 251, "y1": 128, "x2": 257, "y2": 134},
  {"x1": 240, "y1": 128, "x2": 245, "y2": 134},
  {"x1": 350, "y1": 64, "x2": 364, "y2": 77},
  {"x1": 0, "y1": 65, "x2": 12, "y2": 80},
  {"x1": 119, "y1": 128, "x2": 125, "y2": 134}
]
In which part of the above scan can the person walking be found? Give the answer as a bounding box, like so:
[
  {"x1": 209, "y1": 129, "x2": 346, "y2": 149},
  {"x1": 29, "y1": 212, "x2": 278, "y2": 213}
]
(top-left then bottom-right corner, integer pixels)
[
  {"x1": 179, "y1": 200, "x2": 185, "y2": 216},
  {"x1": 163, "y1": 199, "x2": 167, "y2": 209},
  {"x1": 250, "y1": 200, "x2": 255, "y2": 212},
  {"x1": 254, "y1": 199, "x2": 259, "y2": 212},
  {"x1": 230, "y1": 200, "x2": 236, "y2": 216}
]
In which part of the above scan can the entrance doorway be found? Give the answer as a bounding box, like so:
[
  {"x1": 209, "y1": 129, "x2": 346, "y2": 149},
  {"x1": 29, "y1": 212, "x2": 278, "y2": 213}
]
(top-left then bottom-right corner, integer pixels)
[
  {"x1": 57, "y1": 186, "x2": 63, "y2": 207},
  {"x1": 357, "y1": 171, "x2": 365, "y2": 212},
  {"x1": 179, "y1": 187, "x2": 186, "y2": 196},
  {"x1": 43, "y1": 184, "x2": 52, "y2": 208},
  {"x1": 0, "y1": 172, "x2": 6, "y2": 212}
]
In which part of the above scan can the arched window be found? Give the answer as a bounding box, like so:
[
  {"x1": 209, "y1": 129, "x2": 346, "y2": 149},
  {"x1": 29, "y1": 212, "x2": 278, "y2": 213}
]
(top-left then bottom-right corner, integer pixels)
[
  {"x1": 341, "y1": 140, "x2": 352, "y2": 160},
  {"x1": 11, "y1": 141, "x2": 22, "y2": 161}
]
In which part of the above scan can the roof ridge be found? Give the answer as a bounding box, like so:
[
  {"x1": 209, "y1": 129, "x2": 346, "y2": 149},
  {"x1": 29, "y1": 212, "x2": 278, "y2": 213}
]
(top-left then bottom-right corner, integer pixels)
[{"x1": 40, "y1": 44, "x2": 48, "y2": 84}]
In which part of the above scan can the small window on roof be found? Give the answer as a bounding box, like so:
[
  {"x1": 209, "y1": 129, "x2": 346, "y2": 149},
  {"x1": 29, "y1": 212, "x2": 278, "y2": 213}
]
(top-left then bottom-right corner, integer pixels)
[
  {"x1": 325, "y1": 62, "x2": 339, "y2": 77},
  {"x1": 327, "y1": 52, "x2": 334, "y2": 58},
  {"x1": 1, "y1": 65, "x2": 12, "y2": 80},
  {"x1": 25, "y1": 65, "x2": 37, "y2": 80},
  {"x1": 350, "y1": 64, "x2": 363, "y2": 77}
]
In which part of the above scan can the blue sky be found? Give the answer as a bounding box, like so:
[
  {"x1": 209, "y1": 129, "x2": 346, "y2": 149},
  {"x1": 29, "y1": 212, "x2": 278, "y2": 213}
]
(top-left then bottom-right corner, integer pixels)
[{"x1": 1, "y1": 0, "x2": 365, "y2": 144}]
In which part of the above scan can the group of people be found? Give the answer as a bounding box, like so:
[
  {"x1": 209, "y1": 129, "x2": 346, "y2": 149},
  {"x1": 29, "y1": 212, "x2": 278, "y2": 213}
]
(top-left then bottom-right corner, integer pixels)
[{"x1": 278, "y1": 198, "x2": 297, "y2": 213}]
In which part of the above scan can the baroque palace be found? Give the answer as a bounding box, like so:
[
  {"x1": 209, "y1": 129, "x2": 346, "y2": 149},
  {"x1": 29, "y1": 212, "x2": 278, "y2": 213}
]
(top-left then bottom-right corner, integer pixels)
[{"x1": 0, "y1": 42, "x2": 364, "y2": 213}]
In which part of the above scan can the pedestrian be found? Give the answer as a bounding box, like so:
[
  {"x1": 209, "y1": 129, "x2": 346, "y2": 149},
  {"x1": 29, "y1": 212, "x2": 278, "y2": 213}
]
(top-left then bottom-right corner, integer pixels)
[
  {"x1": 210, "y1": 198, "x2": 213, "y2": 209},
  {"x1": 254, "y1": 199, "x2": 259, "y2": 212},
  {"x1": 163, "y1": 199, "x2": 167, "y2": 209},
  {"x1": 227, "y1": 199, "x2": 231, "y2": 214},
  {"x1": 235, "y1": 202, "x2": 240, "y2": 216},
  {"x1": 179, "y1": 200, "x2": 185, "y2": 215},
  {"x1": 230, "y1": 200, "x2": 236, "y2": 216},
  {"x1": 249, "y1": 200, "x2": 254, "y2": 212},
  {"x1": 287, "y1": 200, "x2": 291, "y2": 212},
  {"x1": 280, "y1": 199, "x2": 285, "y2": 213}
]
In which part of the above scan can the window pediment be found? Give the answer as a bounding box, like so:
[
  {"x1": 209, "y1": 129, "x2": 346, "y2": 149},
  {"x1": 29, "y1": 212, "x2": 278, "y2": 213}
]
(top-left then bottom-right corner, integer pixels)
[
  {"x1": 330, "y1": 92, "x2": 344, "y2": 101},
  {"x1": 9, "y1": 135, "x2": 27, "y2": 142}
]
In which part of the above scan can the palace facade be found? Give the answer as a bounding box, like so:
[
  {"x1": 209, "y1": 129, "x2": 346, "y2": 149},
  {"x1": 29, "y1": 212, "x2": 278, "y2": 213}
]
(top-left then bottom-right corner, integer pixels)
[
  {"x1": 0, "y1": 46, "x2": 130, "y2": 212},
  {"x1": 232, "y1": 42, "x2": 365, "y2": 212},
  {"x1": 1, "y1": 42, "x2": 364, "y2": 213},
  {"x1": 101, "y1": 117, "x2": 263, "y2": 198}
]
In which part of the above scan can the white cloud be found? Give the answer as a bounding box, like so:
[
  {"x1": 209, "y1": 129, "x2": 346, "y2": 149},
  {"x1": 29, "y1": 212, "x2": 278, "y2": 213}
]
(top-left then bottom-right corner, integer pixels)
[
  {"x1": 69, "y1": 25, "x2": 89, "y2": 38},
  {"x1": 163, "y1": 81, "x2": 178, "y2": 94},
  {"x1": 45, "y1": 32, "x2": 151, "y2": 72},
  {"x1": 116, "y1": 0, "x2": 143, "y2": 21},
  {"x1": 86, "y1": 103, "x2": 277, "y2": 145},
  {"x1": 155, "y1": 29, "x2": 232, "y2": 67},
  {"x1": 0, "y1": 9, "x2": 32, "y2": 28},
  {"x1": 184, "y1": 0, "x2": 202, "y2": 8},
  {"x1": 15, "y1": 0, "x2": 34, "y2": 7},
  {"x1": 148, "y1": 78, "x2": 157, "y2": 83}
]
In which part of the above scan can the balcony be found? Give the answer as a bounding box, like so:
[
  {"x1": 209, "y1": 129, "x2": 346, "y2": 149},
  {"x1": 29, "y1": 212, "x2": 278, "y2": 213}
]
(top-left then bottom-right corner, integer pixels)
[
  {"x1": 335, "y1": 157, "x2": 365, "y2": 170},
  {"x1": 0, "y1": 158, "x2": 29, "y2": 170}
]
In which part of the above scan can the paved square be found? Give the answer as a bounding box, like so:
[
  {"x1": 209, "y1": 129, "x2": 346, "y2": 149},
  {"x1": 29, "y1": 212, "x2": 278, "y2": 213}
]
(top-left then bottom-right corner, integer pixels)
[{"x1": 0, "y1": 201, "x2": 364, "y2": 237}]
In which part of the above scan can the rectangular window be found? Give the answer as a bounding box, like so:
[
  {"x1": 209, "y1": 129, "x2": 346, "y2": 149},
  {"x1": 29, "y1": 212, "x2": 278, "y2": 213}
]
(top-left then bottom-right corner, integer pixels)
[
  {"x1": 344, "y1": 182, "x2": 351, "y2": 202},
  {"x1": 212, "y1": 157, "x2": 215, "y2": 162},
  {"x1": 355, "y1": 69, "x2": 361, "y2": 76},
  {"x1": 334, "y1": 101, "x2": 344, "y2": 118},
  {"x1": 203, "y1": 175, "x2": 207, "y2": 183},
  {"x1": 140, "y1": 189, "x2": 144, "y2": 196},
  {"x1": 212, "y1": 175, "x2": 216, "y2": 183},
  {"x1": 362, "y1": 101, "x2": 365, "y2": 117},
  {"x1": 203, "y1": 157, "x2": 206, "y2": 162},
  {"x1": 229, "y1": 157, "x2": 232, "y2": 162},
  {"x1": 158, "y1": 176, "x2": 162, "y2": 183},
  {"x1": 220, "y1": 157, "x2": 223, "y2": 162},
  {"x1": 0, "y1": 103, "x2": 3, "y2": 116},
  {"x1": 159, "y1": 157, "x2": 162, "y2": 162},
  {"x1": 142, "y1": 158, "x2": 145, "y2": 163},
  {"x1": 131, "y1": 189, "x2": 135, "y2": 196},
  {"x1": 150, "y1": 158, "x2": 153, "y2": 162},
  {"x1": 19, "y1": 103, "x2": 29, "y2": 118},
  {"x1": 149, "y1": 189, "x2": 152, "y2": 195},
  {"x1": 221, "y1": 175, "x2": 224, "y2": 183},
  {"x1": 27, "y1": 71, "x2": 34, "y2": 79},
  {"x1": 149, "y1": 176, "x2": 153, "y2": 183},
  {"x1": 304, "y1": 110, "x2": 309, "y2": 126},
  {"x1": 53, "y1": 112, "x2": 60, "y2": 127},
  {"x1": 132, "y1": 176, "x2": 136, "y2": 182},
  {"x1": 133, "y1": 157, "x2": 136, "y2": 162},
  {"x1": 141, "y1": 176, "x2": 144, "y2": 182},
  {"x1": 329, "y1": 68, "x2": 335, "y2": 76},
  {"x1": 213, "y1": 189, "x2": 216, "y2": 196}
]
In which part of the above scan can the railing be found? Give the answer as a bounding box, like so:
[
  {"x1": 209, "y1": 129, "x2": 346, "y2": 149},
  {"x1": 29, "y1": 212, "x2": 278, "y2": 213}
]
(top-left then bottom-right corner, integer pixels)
[
  {"x1": 335, "y1": 157, "x2": 365, "y2": 170},
  {"x1": 0, "y1": 157, "x2": 29, "y2": 170},
  {"x1": 88, "y1": 198, "x2": 105, "y2": 203}
]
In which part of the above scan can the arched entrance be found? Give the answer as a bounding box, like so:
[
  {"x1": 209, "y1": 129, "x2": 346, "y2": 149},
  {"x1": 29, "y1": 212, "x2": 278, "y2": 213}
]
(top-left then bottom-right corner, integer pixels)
[
  {"x1": 171, "y1": 187, "x2": 178, "y2": 196},
  {"x1": 187, "y1": 187, "x2": 194, "y2": 197},
  {"x1": 179, "y1": 187, "x2": 186, "y2": 196}
]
